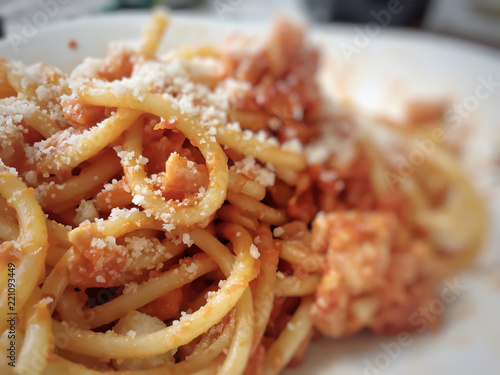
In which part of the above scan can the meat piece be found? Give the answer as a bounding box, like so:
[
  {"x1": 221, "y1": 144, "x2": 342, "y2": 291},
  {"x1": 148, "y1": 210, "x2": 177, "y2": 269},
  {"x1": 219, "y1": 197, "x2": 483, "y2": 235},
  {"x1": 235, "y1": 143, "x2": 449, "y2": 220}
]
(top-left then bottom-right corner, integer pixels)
[
  {"x1": 68, "y1": 223, "x2": 126, "y2": 287},
  {"x1": 310, "y1": 211, "x2": 441, "y2": 337},
  {"x1": 161, "y1": 153, "x2": 209, "y2": 200}
]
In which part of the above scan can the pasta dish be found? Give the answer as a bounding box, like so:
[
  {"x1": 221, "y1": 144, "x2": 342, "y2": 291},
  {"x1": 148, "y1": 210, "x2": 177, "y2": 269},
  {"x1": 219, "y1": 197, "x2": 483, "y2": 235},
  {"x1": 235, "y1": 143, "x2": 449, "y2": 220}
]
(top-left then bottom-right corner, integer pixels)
[{"x1": 0, "y1": 11, "x2": 486, "y2": 375}]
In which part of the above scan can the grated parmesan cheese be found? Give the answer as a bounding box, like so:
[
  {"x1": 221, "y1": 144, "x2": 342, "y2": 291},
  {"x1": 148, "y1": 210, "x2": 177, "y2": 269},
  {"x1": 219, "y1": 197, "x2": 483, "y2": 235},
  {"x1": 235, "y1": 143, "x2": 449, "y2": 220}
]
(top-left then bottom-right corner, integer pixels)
[
  {"x1": 282, "y1": 138, "x2": 303, "y2": 153},
  {"x1": 182, "y1": 233, "x2": 194, "y2": 247},
  {"x1": 319, "y1": 170, "x2": 338, "y2": 183},
  {"x1": 249, "y1": 244, "x2": 260, "y2": 259},
  {"x1": 230, "y1": 155, "x2": 276, "y2": 187},
  {"x1": 95, "y1": 275, "x2": 105, "y2": 283},
  {"x1": 273, "y1": 227, "x2": 285, "y2": 237},
  {"x1": 74, "y1": 199, "x2": 99, "y2": 226}
]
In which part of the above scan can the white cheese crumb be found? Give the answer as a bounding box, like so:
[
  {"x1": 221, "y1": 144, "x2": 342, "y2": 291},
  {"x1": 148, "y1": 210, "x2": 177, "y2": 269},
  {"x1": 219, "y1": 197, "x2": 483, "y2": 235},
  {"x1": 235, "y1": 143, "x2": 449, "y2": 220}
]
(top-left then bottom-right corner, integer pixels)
[
  {"x1": 163, "y1": 223, "x2": 176, "y2": 232},
  {"x1": 24, "y1": 170, "x2": 37, "y2": 185},
  {"x1": 230, "y1": 155, "x2": 275, "y2": 187},
  {"x1": 126, "y1": 330, "x2": 137, "y2": 338},
  {"x1": 319, "y1": 170, "x2": 338, "y2": 183},
  {"x1": 74, "y1": 199, "x2": 99, "y2": 226},
  {"x1": 249, "y1": 244, "x2": 260, "y2": 259},
  {"x1": 182, "y1": 233, "x2": 194, "y2": 247},
  {"x1": 95, "y1": 275, "x2": 105, "y2": 283},
  {"x1": 282, "y1": 138, "x2": 303, "y2": 153},
  {"x1": 273, "y1": 227, "x2": 285, "y2": 237}
]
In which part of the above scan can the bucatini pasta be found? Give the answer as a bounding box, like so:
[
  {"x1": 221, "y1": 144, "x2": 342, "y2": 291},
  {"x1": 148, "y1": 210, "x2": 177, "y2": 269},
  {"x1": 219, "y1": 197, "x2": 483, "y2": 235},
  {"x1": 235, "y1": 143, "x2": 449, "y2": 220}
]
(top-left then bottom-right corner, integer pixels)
[{"x1": 0, "y1": 10, "x2": 486, "y2": 375}]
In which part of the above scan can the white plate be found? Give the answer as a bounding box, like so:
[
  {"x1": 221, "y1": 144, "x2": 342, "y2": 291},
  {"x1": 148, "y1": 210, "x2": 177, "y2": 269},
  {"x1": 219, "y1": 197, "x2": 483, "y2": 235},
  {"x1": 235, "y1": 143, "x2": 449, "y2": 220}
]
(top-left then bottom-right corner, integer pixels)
[{"x1": 1, "y1": 11, "x2": 499, "y2": 375}]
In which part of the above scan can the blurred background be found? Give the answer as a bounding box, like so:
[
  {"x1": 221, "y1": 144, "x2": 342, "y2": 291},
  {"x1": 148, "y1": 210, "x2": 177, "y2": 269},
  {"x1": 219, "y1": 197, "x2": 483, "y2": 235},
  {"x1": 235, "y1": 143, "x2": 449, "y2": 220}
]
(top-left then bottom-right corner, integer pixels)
[{"x1": 0, "y1": 0, "x2": 499, "y2": 48}]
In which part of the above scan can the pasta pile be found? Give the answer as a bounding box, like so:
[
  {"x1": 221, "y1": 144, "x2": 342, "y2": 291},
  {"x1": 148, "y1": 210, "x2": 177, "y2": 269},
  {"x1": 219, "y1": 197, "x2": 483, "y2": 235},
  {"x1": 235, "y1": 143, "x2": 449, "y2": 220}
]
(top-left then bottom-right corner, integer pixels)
[{"x1": 0, "y1": 11, "x2": 486, "y2": 375}]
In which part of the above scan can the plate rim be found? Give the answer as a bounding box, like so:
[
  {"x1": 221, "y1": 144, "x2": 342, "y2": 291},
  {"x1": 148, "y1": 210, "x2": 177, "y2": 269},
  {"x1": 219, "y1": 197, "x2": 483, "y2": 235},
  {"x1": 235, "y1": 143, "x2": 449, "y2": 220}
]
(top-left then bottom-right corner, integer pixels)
[{"x1": 0, "y1": 10, "x2": 499, "y2": 62}]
